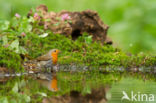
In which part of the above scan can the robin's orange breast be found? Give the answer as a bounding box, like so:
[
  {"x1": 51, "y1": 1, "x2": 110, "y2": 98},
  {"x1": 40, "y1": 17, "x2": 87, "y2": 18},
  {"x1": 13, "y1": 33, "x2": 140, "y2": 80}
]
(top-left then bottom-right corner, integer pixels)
[{"x1": 51, "y1": 53, "x2": 58, "y2": 65}]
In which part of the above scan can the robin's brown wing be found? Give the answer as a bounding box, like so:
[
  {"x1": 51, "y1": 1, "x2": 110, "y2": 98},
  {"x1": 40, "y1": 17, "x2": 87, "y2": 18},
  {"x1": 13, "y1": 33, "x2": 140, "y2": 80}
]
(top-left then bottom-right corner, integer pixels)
[{"x1": 36, "y1": 53, "x2": 52, "y2": 61}]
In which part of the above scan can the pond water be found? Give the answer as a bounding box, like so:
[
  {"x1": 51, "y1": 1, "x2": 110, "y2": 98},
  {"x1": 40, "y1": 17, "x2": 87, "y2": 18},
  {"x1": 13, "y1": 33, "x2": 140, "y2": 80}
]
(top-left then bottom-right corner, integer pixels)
[
  {"x1": 0, "y1": 71, "x2": 156, "y2": 103},
  {"x1": 108, "y1": 77, "x2": 156, "y2": 103}
]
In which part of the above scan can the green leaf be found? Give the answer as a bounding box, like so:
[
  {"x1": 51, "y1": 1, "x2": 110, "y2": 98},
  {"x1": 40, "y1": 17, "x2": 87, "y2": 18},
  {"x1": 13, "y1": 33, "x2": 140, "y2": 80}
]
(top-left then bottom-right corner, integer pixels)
[
  {"x1": 37, "y1": 92, "x2": 47, "y2": 97},
  {"x1": 10, "y1": 99, "x2": 17, "y2": 103},
  {"x1": 12, "y1": 82, "x2": 19, "y2": 93},
  {"x1": 68, "y1": 20, "x2": 72, "y2": 23},
  {"x1": 28, "y1": 16, "x2": 35, "y2": 23},
  {"x1": 22, "y1": 94, "x2": 31, "y2": 103},
  {"x1": 39, "y1": 33, "x2": 49, "y2": 38},
  {"x1": 82, "y1": 85, "x2": 91, "y2": 95},
  {"x1": 2, "y1": 35, "x2": 8, "y2": 45},
  {"x1": 18, "y1": 80, "x2": 26, "y2": 88},
  {"x1": 19, "y1": 46, "x2": 28, "y2": 54},
  {"x1": 53, "y1": 22, "x2": 60, "y2": 26},
  {"x1": 44, "y1": 19, "x2": 51, "y2": 22},
  {"x1": 0, "y1": 20, "x2": 10, "y2": 31},
  {"x1": 11, "y1": 18, "x2": 19, "y2": 28},
  {"x1": 85, "y1": 35, "x2": 92, "y2": 44},
  {"x1": 26, "y1": 24, "x2": 32, "y2": 32},
  {"x1": 9, "y1": 39, "x2": 19, "y2": 53},
  {"x1": 0, "y1": 97, "x2": 8, "y2": 103}
]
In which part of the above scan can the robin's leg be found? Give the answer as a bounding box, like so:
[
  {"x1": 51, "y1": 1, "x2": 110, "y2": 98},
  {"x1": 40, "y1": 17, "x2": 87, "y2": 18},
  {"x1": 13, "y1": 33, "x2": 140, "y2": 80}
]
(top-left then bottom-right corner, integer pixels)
[
  {"x1": 46, "y1": 67, "x2": 51, "y2": 73},
  {"x1": 51, "y1": 65, "x2": 59, "y2": 73},
  {"x1": 44, "y1": 60, "x2": 53, "y2": 73},
  {"x1": 51, "y1": 66, "x2": 54, "y2": 73}
]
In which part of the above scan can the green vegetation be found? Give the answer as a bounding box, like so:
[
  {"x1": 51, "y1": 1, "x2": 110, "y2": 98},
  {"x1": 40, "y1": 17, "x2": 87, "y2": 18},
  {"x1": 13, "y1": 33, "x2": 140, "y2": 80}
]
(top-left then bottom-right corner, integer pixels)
[
  {"x1": 0, "y1": 1, "x2": 156, "y2": 103},
  {"x1": 0, "y1": 13, "x2": 156, "y2": 71},
  {"x1": 0, "y1": 0, "x2": 156, "y2": 54}
]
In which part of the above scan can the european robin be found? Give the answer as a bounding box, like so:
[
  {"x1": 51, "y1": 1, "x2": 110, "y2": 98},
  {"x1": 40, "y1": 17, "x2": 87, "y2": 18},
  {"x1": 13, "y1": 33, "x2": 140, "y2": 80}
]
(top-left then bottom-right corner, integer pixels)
[
  {"x1": 37, "y1": 49, "x2": 60, "y2": 91},
  {"x1": 25, "y1": 49, "x2": 60, "y2": 91},
  {"x1": 36, "y1": 49, "x2": 60, "y2": 72}
]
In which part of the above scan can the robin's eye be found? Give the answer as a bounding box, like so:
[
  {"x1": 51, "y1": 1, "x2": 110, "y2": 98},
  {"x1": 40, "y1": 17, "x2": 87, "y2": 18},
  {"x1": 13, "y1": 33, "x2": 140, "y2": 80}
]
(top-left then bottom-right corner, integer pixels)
[{"x1": 54, "y1": 50, "x2": 56, "y2": 52}]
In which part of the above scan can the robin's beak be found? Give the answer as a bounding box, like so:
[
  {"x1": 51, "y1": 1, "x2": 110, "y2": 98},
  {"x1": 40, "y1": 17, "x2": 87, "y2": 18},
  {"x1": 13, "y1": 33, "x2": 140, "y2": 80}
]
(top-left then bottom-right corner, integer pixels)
[{"x1": 57, "y1": 50, "x2": 61, "y2": 53}]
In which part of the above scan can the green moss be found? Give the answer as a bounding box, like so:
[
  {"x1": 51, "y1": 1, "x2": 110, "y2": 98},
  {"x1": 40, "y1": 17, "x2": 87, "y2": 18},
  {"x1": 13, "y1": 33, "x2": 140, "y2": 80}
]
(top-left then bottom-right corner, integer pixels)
[
  {"x1": 0, "y1": 46, "x2": 23, "y2": 71},
  {"x1": 20, "y1": 32, "x2": 129, "y2": 67}
]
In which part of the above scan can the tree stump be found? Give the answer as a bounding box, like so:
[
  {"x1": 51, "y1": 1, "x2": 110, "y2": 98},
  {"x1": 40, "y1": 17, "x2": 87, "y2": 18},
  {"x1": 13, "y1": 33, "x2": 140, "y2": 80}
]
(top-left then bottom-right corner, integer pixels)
[{"x1": 28, "y1": 5, "x2": 112, "y2": 44}]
